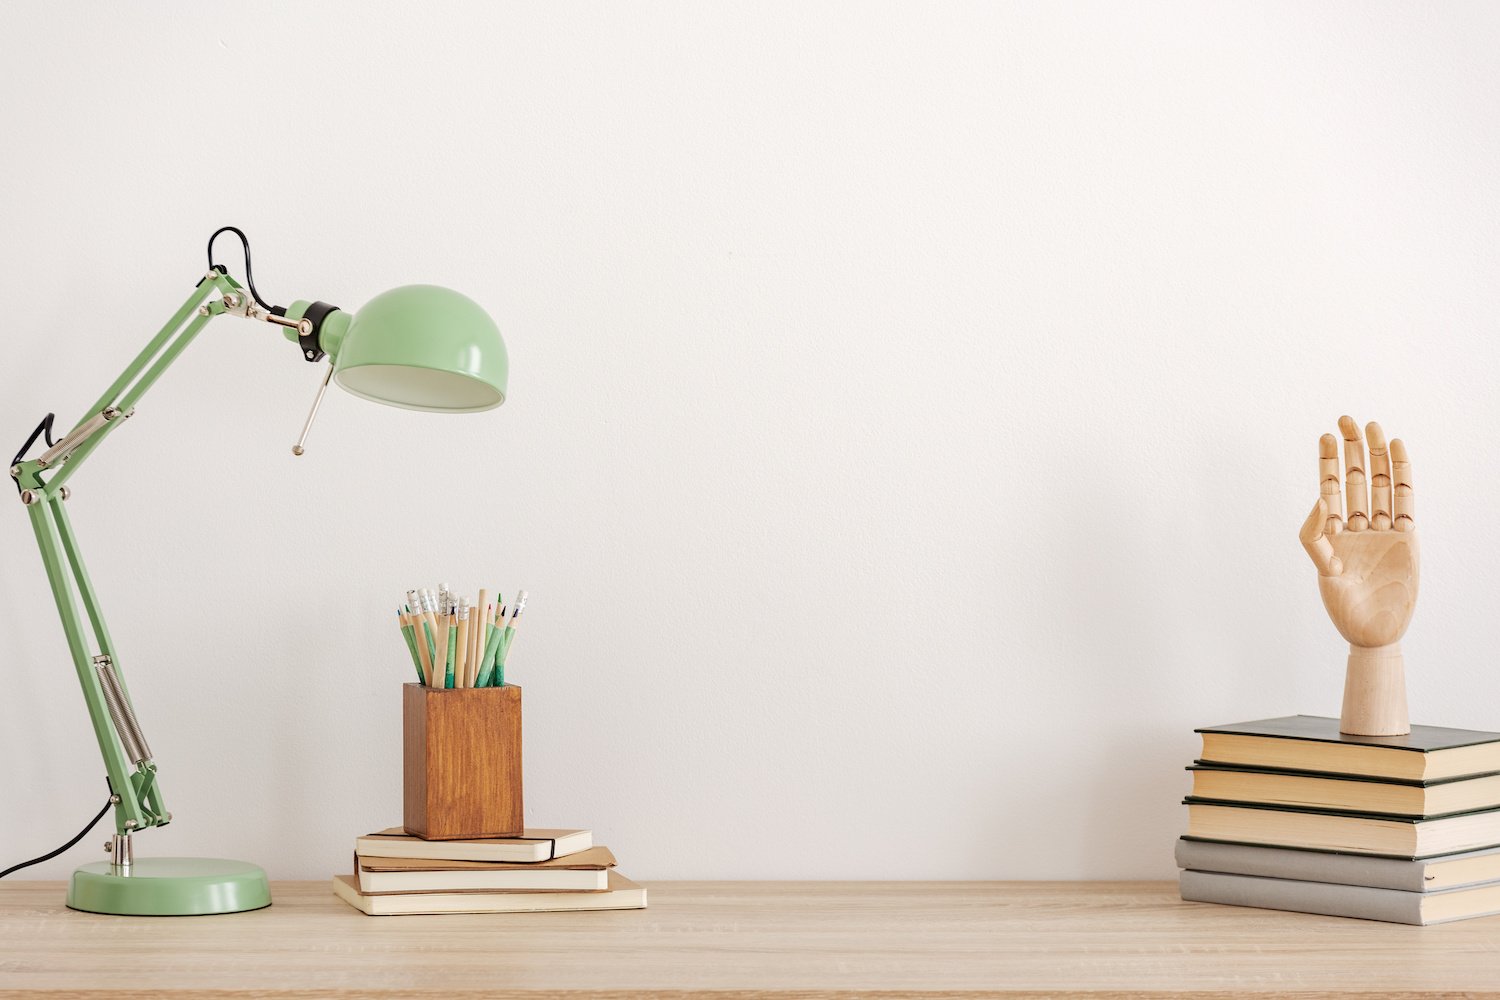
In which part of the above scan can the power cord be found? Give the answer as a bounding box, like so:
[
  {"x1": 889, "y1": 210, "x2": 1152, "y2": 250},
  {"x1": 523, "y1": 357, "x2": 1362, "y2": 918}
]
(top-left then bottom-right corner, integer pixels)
[
  {"x1": 9, "y1": 411, "x2": 55, "y2": 495},
  {"x1": 0, "y1": 796, "x2": 113, "y2": 879},
  {"x1": 206, "y1": 225, "x2": 279, "y2": 312}
]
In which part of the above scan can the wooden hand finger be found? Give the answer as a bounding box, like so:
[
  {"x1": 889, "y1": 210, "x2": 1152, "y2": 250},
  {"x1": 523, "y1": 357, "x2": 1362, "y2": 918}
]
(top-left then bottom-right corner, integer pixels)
[
  {"x1": 1300, "y1": 498, "x2": 1342, "y2": 576},
  {"x1": 1338, "y1": 415, "x2": 1369, "y2": 531},
  {"x1": 1319, "y1": 433, "x2": 1343, "y2": 534},
  {"x1": 1366, "y1": 421, "x2": 1392, "y2": 530},
  {"x1": 1391, "y1": 437, "x2": 1414, "y2": 531}
]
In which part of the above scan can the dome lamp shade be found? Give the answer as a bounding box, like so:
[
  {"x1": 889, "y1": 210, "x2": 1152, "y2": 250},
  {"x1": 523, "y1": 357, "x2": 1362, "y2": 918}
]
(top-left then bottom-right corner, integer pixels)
[{"x1": 313, "y1": 285, "x2": 508, "y2": 413}]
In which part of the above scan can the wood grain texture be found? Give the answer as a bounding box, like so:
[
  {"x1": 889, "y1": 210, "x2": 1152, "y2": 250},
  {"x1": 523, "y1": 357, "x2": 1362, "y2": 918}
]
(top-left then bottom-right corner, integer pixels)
[
  {"x1": 403, "y1": 682, "x2": 523, "y2": 840},
  {"x1": 4, "y1": 880, "x2": 1500, "y2": 997}
]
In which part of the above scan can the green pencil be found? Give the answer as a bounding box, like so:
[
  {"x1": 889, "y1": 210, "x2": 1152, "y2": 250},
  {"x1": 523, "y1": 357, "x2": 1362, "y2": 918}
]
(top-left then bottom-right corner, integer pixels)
[
  {"x1": 495, "y1": 590, "x2": 527, "y2": 687},
  {"x1": 484, "y1": 595, "x2": 500, "y2": 684},
  {"x1": 398, "y1": 610, "x2": 423, "y2": 682},
  {"x1": 421, "y1": 618, "x2": 439, "y2": 684},
  {"x1": 444, "y1": 612, "x2": 457, "y2": 688},
  {"x1": 474, "y1": 602, "x2": 505, "y2": 687}
]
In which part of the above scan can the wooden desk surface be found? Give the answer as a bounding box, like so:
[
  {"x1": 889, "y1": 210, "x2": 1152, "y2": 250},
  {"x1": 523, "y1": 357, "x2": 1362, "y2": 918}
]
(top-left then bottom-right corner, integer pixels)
[{"x1": 4, "y1": 879, "x2": 1500, "y2": 997}]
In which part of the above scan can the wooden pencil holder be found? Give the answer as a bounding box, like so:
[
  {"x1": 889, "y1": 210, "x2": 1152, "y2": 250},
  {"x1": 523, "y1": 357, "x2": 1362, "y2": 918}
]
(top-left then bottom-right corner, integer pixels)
[{"x1": 402, "y1": 683, "x2": 523, "y2": 840}]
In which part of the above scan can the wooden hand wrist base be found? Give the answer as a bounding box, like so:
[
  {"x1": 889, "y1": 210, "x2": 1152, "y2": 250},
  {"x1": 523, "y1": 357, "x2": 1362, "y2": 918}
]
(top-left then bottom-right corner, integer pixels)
[{"x1": 1340, "y1": 642, "x2": 1408, "y2": 736}]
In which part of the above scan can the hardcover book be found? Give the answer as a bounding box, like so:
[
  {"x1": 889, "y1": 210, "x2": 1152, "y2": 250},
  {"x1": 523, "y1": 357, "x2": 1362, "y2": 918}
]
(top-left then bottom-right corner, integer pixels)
[
  {"x1": 1183, "y1": 801, "x2": 1500, "y2": 859},
  {"x1": 1187, "y1": 763, "x2": 1500, "y2": 818},
  {"x1": 1175, "y1": 838, "x2": 1500, "y2": 892},
  {"x1": 1196, "y1": 717, "x2": 1500, "y2": 782},
  {"x1": 1180, "y1": 869, "x2": 1500, "y2": 925}
]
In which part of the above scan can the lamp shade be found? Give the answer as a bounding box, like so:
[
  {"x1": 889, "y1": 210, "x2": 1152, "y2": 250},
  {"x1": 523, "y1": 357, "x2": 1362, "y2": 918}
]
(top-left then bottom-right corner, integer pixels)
[{"x1": 330, "y1": 285, "x2": 507, "y2": 413}]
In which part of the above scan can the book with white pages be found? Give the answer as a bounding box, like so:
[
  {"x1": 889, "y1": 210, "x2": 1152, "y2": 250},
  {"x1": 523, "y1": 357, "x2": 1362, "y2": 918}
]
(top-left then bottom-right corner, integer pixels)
[
  {"x1": 355, "y1": 846, "x2": 617, "y2": 894},
  {"x1": 355, "y1": 827, "x2": 592, "y2": 864},
  {"x1": 333, "y1": 870, "x2": 647, "y2": 915}
]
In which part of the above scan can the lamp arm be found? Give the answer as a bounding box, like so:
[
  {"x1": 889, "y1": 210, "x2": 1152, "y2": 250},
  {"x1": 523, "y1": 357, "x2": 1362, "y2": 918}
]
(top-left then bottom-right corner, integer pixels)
[
  {"x1": 22, "y1": 270, "x2": 236, "y2": 492},
  {"x1": 9, "y1": 268, "x2": 280, "y2": 837}
]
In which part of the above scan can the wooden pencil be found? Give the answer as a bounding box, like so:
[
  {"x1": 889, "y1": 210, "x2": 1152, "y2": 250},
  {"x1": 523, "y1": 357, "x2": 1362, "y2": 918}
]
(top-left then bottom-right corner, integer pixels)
[
  {"x1": 474, "y1": 588, "x2": 489, "y2": 679},
  {"x1": 455, "y1": 601, "x2": 470, "y2": 688},
  {"x1": 434, "y1": 607, "x2": 450, "y2": 680},
  {"x1": 420, "y1": 591, "x2": 442, "y2": 680},
  {"x1": 403, "y1": 609, "x2": 431, "y2": 686},
  {"x1": 485, "y1": 603, "x2": 496, "y2": 685}
]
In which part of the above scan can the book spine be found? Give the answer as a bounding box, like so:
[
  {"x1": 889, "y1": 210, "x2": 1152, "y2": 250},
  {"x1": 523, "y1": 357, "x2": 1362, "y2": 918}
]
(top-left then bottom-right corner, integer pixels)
[
  {"x1": 1179, "y1": 871, "x2": 1424, "y2": 924},
  {"x1": 1174, "y1": 838, "x2": 1429, "y2": 892}
]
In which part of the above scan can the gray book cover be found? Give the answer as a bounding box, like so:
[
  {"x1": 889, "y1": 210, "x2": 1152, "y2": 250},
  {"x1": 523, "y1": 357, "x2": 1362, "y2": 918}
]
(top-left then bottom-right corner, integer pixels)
[
  {"x1": 1181, "y1": 870, "x2": 1425, "y2": 923},
  {"x1": 1176, "y1": 838, "x2": 1433, "y2": 891},
  {"x1": 1178, "y1": 870, "x2": 1500, "y2": 925}
]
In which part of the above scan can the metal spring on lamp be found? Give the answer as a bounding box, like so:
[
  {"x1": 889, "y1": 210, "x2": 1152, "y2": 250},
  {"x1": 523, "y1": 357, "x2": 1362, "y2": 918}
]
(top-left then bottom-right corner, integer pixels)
[{"x1": 94, "y1": 655, "x2": 153, "y2": 766}]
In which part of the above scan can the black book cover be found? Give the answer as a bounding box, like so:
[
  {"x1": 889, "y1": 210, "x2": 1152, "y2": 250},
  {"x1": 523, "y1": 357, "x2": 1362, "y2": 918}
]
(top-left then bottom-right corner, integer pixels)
[
  {"x1": 1195, "y1": 716, "x2": 1500, "y2": 753},
  {"x1": 1181, "y1": 797, "x2": 1500, "y2": 822},
  {"x1": 1186, "y1": 762, "x2": 1500, "y2": 787}
]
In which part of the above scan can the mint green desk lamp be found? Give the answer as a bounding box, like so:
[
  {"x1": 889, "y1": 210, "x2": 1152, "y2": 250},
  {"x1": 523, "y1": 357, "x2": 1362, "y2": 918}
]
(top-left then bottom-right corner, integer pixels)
[{"x1": 8, "y1": 228, "x2": 507, "y2": 914}]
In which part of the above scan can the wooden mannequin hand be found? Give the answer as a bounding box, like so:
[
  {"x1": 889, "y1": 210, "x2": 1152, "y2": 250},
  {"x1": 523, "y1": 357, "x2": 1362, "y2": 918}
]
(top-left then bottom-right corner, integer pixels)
[
  {"x1": 1298, "y1": 417, "x2": 1418, "y2": 735},
  {"x1": 1308, "y1": 524, "x2": 1419, "y2": 646}
]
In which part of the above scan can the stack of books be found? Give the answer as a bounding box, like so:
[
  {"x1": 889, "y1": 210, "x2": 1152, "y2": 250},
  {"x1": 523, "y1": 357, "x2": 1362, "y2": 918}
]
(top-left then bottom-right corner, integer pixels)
[
  {"x1": 332, "y1": 827, "x2": 647, "y2": 916},
  {"x1": 1177, "y1": 715, "x2": 1500, "y2": 925}
]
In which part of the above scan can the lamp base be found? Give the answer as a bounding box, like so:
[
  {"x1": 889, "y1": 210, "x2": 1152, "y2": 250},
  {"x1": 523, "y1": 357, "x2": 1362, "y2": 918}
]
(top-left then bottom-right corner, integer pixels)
[{"x1": 67, "y1": 857, "x2": 271, "y2": 916}]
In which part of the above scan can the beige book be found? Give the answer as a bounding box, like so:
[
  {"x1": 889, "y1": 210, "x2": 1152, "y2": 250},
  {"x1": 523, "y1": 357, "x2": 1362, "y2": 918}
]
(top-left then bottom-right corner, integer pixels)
[
  {"x1": 359, "y1": 846, "x2": 617, "y2": 872},
  {"x1": 1185, "y1": 802, "x2": 1500, "y2": 858},
  {"x1": 357, "y1": 867, "x2": 608, "y2": 894},
  {"x1": 1197, "y1": 716, "x2": 1500, "y2": 782},
  {"x1": 333, "y1": 870, "x2": 647, "y2": 916},
  {"x1": 355, "y1": 828, "x2": 592, "y2": 864},
  {"x1": 355, "y1": 847, "x2": 618, "y2": 894},
  {"x1": 1188, "y1": 765, "x2": 1500, "y2": 818}
]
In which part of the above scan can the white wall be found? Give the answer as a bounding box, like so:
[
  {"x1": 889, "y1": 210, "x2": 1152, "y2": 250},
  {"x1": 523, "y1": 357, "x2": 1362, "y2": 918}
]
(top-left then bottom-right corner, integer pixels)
[{"x1": 1, "y1": 2, "x2": 1498, "y2": 881}]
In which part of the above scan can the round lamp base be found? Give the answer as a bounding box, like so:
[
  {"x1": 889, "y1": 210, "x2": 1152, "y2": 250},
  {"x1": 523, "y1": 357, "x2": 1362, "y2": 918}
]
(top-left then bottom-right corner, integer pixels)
[{"x1": 67, "y1": 857, "x2": 271, "y2": 916}]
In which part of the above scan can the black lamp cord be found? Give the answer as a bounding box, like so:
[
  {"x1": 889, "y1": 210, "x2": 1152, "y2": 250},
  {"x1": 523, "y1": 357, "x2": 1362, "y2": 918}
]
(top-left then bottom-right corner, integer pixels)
[
  {"x1": 9, "y1": 412, "x2": 55, "y2": 495},
  {"x1": 0, "y1": 793, "x2": 113, "y2": 879},
  {"x1": 206, "y1": 225, "x2": 277, "y2": 312}
]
